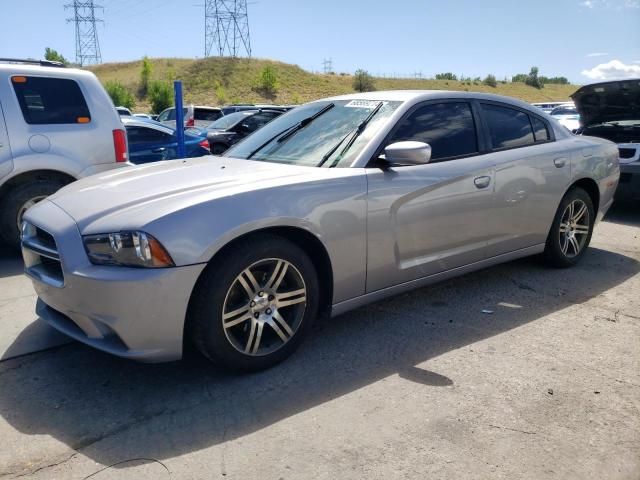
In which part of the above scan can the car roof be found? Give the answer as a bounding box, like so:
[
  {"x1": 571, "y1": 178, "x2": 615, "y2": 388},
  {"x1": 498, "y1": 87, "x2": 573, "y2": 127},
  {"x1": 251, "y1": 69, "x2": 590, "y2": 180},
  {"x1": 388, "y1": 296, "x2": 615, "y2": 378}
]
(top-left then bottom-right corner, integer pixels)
[
  {"x1": 120, "y1": 116, "x2": 174, "y2": 133},
  {"x1": 322, "y1": 89, "x2": 538, "y2": 111}
]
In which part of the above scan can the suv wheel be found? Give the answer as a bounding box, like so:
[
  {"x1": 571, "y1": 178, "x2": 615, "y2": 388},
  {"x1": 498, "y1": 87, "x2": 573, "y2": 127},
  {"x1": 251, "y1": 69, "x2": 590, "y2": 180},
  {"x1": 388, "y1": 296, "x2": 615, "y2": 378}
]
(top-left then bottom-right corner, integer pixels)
[
  {"x1": 0, "y1": 179, "x2": 68, "y2": 250},
  {"x1": 189, "y1": 234, "x2": 319, "y2": 372}
]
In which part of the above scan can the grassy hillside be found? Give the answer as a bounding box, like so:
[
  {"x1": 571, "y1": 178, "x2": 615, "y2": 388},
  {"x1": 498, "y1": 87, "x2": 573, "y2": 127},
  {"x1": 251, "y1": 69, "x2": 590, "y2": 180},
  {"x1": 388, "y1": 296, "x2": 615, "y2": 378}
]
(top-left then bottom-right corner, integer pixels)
[{"x1": 90, "y1": 57, "x2": 579, "y2": 112}]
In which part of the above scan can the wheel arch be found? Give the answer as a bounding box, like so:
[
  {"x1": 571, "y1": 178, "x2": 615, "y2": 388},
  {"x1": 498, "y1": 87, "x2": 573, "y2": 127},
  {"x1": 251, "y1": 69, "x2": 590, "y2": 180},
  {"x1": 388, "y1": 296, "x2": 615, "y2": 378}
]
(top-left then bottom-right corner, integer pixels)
[
  {"x1": 569, "y1": 177, "x2": 600, "y2": 213},
  {"x1": 0, "y1": 169, "x2": 76, "y2": 202},
  {"x1": 183, "y1": 226, "x2": 335, "y2": 352}
]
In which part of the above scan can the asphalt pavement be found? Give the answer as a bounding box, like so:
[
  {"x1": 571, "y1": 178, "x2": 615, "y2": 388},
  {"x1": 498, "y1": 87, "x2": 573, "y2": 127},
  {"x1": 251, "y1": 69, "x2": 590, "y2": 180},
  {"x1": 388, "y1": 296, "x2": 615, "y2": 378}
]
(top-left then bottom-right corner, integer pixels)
[{"x1": 0, "y1": 204, "x2": 638, "y2": 479}]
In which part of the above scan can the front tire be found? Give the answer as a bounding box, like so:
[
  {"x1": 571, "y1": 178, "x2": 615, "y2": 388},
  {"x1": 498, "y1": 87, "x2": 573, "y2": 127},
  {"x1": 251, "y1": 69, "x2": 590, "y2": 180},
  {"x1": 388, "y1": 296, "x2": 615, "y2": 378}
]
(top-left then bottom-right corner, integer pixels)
[
  {"x1": 544, "y1": 187, "x2": 595, "y2": 268},
  {"x1": 189, "y1": 234, "x2": 319, "y2": 372},
  {"x1": 0, "y1": 179, "x2": 68, "y2": 250}
]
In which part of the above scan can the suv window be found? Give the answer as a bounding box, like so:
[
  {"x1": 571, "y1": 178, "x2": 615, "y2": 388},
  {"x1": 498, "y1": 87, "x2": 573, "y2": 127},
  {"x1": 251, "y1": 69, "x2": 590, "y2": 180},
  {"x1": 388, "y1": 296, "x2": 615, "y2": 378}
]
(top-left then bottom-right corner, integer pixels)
[
  {"x1": 12, "y1": 76, "x2": 91, "y2": 125},
  {"x1": 482, "y1": 104, "x2": 534, "y2": 149},
  {"x1": 195, "y1": 108, "x2": 222, "y2": 121},
  {"x1": 242, "y1": 112, "x2": 279, "y2": 132},
  {"x1": 158, "y1": 108, "x2": 187, "y2": 122},
  {"x1": 126, "y1": 126, "x2": 172, "y2": 144},
  {"x1": 388, "y1": 102, "x2": 478, "y2": 161},
  {"x1": 531, "y1": 116, "x2": 550, "y2": 142}
]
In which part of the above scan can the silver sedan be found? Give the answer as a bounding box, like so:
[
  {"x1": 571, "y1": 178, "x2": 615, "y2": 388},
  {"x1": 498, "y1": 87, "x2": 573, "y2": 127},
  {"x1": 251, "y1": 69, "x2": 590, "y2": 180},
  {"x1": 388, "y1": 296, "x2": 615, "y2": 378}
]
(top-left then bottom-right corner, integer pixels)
[{"x1": 21, "y1": 91, "x2": 620, "y2": 371}]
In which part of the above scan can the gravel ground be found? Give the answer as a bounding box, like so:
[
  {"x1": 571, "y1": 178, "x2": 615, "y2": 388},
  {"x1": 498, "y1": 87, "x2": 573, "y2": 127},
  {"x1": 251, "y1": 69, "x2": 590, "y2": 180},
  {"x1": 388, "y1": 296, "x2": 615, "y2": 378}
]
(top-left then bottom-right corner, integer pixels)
[{"x1": 0, "y1": 204, "x2": 638, "y2": 480}]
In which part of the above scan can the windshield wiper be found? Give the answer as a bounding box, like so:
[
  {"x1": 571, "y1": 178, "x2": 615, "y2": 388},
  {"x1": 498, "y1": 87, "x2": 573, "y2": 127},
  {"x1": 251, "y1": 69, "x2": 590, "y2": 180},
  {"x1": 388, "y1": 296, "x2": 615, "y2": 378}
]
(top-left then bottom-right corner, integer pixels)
[
  {"x1": 246, "y1": 102, "x2": 335, "y2": 159},
  {"x1": 317, "y1": 101, "x2": 384, "y2": 168}
]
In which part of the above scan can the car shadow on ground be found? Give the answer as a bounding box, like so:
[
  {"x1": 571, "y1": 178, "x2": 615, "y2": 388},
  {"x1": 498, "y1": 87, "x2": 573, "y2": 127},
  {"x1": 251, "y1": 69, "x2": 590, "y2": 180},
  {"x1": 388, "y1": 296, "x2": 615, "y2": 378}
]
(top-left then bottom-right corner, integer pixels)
[
  {"x1": 605, "y1": 201, "x2": 639, "y2": 227},
  {"x1": 0, "y1": 244, "x2": 23, "y2": 279},
  {"x1": 0, "y1": 240, "x2": 638, "y2": 472}
]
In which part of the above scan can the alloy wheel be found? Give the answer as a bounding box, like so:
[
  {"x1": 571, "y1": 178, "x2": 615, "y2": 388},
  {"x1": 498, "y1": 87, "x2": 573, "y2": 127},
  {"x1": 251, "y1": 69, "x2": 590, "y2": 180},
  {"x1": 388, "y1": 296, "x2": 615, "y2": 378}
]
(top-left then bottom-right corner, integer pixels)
[
  {"x1": 558, "y1": 199, "x2": 590, "y2": 258},
  {"x1": 16, "y1": 196, "x2": 46, "y2": 232},
  {"x1": 222, "y1": 258, "x2": 307, "y2": 356}
]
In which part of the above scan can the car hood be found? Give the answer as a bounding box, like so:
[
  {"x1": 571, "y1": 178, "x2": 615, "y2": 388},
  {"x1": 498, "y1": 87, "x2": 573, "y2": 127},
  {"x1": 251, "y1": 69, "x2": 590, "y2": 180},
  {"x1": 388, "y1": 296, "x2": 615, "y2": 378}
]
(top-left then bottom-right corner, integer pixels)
[
  {"x1": 47, "y1": 156, "x2": 351, "y2": 233},
  {"x1": 571, "y1": 79, "x2": 640, "y2": 127}
]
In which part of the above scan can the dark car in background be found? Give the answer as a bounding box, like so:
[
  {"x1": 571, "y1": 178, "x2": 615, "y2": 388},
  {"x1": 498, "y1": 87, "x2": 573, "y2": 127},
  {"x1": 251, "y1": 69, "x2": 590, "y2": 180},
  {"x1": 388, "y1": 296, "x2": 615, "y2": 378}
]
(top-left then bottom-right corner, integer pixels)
[
  {"x1": 205, "y1": 109, "x2": 284, "y2": 154},
  {"x1": 122, "y1": 117, "x2": 210, "y2": 164},
  {"x1": 572, "y1": 79, "x2": 640, "y2": 201}
]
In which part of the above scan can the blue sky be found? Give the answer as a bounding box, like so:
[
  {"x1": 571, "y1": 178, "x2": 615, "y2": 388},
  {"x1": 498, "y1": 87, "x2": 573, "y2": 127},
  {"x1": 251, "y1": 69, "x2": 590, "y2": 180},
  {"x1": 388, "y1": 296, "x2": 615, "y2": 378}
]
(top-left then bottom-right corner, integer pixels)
[{"x1": 2, "y1": 0, "x2": 639, "y2": 83}]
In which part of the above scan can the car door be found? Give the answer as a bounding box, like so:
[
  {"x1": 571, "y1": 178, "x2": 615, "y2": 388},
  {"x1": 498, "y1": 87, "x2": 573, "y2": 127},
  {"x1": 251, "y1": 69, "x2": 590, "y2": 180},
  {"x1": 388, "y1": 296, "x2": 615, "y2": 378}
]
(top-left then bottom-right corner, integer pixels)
[
  {"x1": 125, "y1": 125, "x2": 173, "y2": 164},
  {"x1": 479, "y1": 102, "x2": 571, "y2": 256},
  {"x1": 365, "y1": 100, "x2": 496, "y2": 292},
  {"x1": 0, "y1": 99, "x2": 13, "y2": 180}
]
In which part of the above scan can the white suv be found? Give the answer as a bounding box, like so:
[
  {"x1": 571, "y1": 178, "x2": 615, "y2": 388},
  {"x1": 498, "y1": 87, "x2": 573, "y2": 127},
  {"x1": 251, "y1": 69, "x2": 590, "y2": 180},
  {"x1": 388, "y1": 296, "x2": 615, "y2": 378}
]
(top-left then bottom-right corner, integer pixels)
[{"x1": 0, "y1": 58, "x2": 129, "y2": 248}]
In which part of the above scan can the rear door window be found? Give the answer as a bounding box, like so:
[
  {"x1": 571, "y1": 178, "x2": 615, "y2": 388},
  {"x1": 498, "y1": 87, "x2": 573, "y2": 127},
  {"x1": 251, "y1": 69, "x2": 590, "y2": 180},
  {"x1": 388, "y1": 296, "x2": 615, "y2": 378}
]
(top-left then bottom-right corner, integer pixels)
[
  {"x1": 12, "y1": 76, "x2": 90, "y2": 124},
  {"x1": 531, "y1": 116, "x2": 550, "y2": 142},
  {"x1": 126, "y1": 126, "x2": 172, "y2": 144},
  {"x1": 482, "y1": 104, "x2": 535, "y2": 149},
  {"x1": 195, "y1": 108, "x2": 222, "y2": 121},
  {"x1": 387, "y1": 102, "x2": 478, "y2": 161}
]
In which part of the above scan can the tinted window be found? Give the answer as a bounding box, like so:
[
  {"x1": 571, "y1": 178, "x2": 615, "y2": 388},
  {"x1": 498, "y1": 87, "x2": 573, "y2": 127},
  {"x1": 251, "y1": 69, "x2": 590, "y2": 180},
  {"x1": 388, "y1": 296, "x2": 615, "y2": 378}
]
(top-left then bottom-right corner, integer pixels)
[
  {"x1": 482, "y1": 104, "x2": 534, "y2": 149},
  {"x1": 388, "y1": 102, "x2": 478, "y2": 161},
  {"x1": 195, "y1": 108, "x2": 222, "y2": 121},
  {"x1": 12, "y1": 76, "x2": 90, "y2": 124},
  {"x1": 158, "y1": 108, "x2": 187, "y2": 121},
  {"x1": 126, "y1": 126, "x2": 172, "y2": 144},
  {"x1": 531, "y1": 116, "x2": 550, "y2": 142},
  {"x1": 242, "y1": 112, "x2": 280, "y2": 131}
]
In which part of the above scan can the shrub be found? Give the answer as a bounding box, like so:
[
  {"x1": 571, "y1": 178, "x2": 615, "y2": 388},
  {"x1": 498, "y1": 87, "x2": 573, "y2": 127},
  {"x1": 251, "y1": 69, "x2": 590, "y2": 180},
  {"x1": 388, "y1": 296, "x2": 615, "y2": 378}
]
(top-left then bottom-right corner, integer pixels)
[
  {"x1": 435, "y1": 72, "x2": 457, "y2": 81},
  {"x1": 215, "y1": 83, "x2": 227, "y2": 104},
  {"x1": 255, "y1": 66, "x2": 278, "y2": 94},
  {"x1": 148, "y1": 80, "x2": 174, "y2": 114},
  {"x1": 525, "y1": 67, "x2": 544, "y2": 89},
  {"x1": 352, "y1": 69, "x2": 375, "y2": 92},
  {"x1": 44, "y1": 47, "x2": 68, "y2": 65},
  {"x1": 104, "y1": 80, "x2": 135, "y2": 110},
  {"x1": 483, "y1": 74, "x2": 497, "y2": 87},
  {"x1": 139, "y1": 56, "x2": 152, "y2": 96}
]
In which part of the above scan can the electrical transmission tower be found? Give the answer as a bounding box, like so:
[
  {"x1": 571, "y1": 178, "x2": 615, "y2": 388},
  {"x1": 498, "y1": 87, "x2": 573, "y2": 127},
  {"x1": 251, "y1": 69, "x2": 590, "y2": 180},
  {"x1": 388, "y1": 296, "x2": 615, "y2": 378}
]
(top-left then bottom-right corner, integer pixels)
[
  {"x1": 322, "y1": 58, "x2": 333, "y2": 74},
  {"x1": 65, "y1": 0, "x2": 103, "y2": 65},
  {"x1": 204, "y1": 0, "x2": 252, "y2": 58}
]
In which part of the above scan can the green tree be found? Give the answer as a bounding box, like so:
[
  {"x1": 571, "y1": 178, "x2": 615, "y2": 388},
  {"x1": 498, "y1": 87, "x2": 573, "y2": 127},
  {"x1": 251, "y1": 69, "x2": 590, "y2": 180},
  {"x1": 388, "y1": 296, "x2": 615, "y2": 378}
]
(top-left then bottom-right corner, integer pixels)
[
  {"x1": 148, "y1": 80, "x2": 174, "y2": 114},
  {"x1": 435, "y1": 72, "x2": 457, "y2": 81},
  {"x1": 139, "y1": 56, "x2": 152, "y2": 96},
  {"x1": 352, "y1": 69, "x2": 375, "y2": 92},
  {"x1": 44, "y1": 47, "x2": 68, "y2": 65},
  {"x1": 255, "y1": 66, "x2": 279, "y2": 95},
  {"x1": 483, "y1": 74, "x2": 497, "y2": 88},
  {"x1": 104, "y1": 80, "x2": 135, "y2": 109},
  {"x1": 525, "y1": 66, "x2": 544, "y2": 89}
]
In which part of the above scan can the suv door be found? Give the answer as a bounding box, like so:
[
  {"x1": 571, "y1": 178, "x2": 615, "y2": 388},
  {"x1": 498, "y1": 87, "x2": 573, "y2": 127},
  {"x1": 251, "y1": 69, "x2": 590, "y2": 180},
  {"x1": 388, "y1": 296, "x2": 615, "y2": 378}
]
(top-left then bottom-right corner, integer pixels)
[
  {"x1": 479, "y1": 102, "x2": 570, "y2": 256},
  {"x1": 365, "y1": 100, "x2": 495, "y2": 292},
  {"x1": 0, "y1": 100, "x2": 13, "y2": 180}
]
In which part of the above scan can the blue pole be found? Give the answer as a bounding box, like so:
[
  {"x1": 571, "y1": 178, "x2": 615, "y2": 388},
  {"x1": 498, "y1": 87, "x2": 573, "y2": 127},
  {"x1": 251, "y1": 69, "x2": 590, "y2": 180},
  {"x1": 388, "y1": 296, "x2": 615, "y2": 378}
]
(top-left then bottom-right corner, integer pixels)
[{"x1": 174, "y1": 80, "x2": 186, "y2": 158}]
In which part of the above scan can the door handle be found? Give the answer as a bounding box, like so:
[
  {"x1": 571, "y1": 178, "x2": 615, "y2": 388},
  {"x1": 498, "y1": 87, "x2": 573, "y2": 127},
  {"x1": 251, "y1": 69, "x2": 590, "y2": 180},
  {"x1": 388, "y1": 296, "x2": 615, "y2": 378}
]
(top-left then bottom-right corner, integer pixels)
[
  {"x1": 553, "y1": 157, "x2": 567, "y2": 168},
  {"x1": 151, "y1": 147, "x2": 166, "y2": 153},
  {"x1": 474, "y1": 176, "x2": 491, "y2": 189}
]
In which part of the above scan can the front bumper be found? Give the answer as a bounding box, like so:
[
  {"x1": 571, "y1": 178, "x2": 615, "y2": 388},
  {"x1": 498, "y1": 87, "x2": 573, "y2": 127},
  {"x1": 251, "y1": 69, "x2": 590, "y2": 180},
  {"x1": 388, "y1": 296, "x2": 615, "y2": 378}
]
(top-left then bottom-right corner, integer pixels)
[
  {"x1": 22, "y1": 200, "x2": 206, "y2": 362},
  {"x1": 616, "y1": 162, "x2": 640, "y2": 201}
]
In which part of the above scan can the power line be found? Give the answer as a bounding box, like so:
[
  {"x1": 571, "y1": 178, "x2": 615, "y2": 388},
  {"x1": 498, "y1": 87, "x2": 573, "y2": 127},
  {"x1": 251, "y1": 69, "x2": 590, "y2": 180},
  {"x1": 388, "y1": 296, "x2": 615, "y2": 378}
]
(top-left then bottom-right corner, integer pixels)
[
  {"x1": 65, "y1": 0, "x2": 103, "y2": 65},
  {"x1": 204, "y1": 0, "x2": 251, "y2": 58},
  {"x1": 322, "y1": 58, "x2": 333, "y2": 74}
]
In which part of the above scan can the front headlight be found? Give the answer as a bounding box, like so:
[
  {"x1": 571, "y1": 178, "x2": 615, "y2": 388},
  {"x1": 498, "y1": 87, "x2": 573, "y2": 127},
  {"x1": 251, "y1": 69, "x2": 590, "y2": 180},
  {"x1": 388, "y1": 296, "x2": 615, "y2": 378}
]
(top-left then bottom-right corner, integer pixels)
[{"x1": 83, "y1": 231, "x2": 175, "y2": 268}]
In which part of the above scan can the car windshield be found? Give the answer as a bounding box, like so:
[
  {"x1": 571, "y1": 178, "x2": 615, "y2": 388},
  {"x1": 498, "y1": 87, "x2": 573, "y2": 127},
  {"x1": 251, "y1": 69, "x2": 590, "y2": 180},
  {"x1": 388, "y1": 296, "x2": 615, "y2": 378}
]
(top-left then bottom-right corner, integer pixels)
[
  {"x1": 208, "y1": 111, "x2": 254, "y2": 130},
  {"x1": 223, "y1": 100, "x2": 401, "y2": 167}
]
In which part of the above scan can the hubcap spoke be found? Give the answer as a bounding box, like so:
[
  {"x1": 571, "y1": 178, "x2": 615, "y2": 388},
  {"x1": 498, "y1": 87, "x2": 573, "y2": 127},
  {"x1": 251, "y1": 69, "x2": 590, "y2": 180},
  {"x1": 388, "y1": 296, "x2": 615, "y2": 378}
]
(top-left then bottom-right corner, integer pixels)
[
  {"x1": 266, "y1": 260, "x2": 289, "y2": 291},
  {"x1": 238, "y1": 269, "x2": 261, "y2": 297},
  {"x1": 572, "y1": 203, "x2": 587, "y2": 223},
  {"x1": 222, "y1": 304, "x2": 252, "y2": 328},
  {"x1": 276, "y1": 288, "x2": 306, "y2": 308},
  {"x1": 569, "y1": 235, "x2": 580, "y2": 255},
  {"x1": 270, "y1": 310, "x2": 294, "y2": 342},
  {"x1": 559, "y1": 223, "x2": 570, "y2": 233},
  {"x1": 574, "y1": 225, "x2": 589, "y2": 234}
]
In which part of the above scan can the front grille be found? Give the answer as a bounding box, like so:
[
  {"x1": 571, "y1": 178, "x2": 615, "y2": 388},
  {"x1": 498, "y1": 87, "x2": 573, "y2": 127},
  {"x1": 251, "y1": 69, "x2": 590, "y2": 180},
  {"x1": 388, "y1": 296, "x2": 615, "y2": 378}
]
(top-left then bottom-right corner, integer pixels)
[
  {"x1": 21, "y1": 223, "x2": 64, "y2": 287},
  {"x1": 619, "y1": 147, "x2": 637, "y2": 159}
]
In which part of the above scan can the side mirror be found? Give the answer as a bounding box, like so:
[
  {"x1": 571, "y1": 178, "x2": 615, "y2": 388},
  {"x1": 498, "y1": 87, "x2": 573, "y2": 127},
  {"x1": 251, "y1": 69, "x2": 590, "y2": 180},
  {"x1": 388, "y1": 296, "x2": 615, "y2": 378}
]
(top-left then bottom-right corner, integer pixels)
[{"x1": 383, "y1": 141, "x2": 432, "y2": 166}]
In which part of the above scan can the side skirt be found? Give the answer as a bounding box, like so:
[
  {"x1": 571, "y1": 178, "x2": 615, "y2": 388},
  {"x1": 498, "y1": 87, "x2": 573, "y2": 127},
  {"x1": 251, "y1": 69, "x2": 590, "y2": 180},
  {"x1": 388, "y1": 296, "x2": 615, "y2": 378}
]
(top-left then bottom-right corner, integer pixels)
[{"x1": 331, "y1": 244, "x2": 545, "y2": 317}]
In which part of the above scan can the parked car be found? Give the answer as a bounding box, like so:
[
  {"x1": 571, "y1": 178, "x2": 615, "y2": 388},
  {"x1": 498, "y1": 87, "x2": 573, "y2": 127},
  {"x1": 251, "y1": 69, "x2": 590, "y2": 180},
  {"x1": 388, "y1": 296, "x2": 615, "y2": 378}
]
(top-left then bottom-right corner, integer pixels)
[
  {"x1": 205, "y1": 109, "x2": 284, "y2": 154},
  {"x1": 0, "y1": 58, "x2": 129, "y2": 249},
  {"x1": 572, "y1": 79, "x2": 640, "y2": 201},
  {"x1": 122, "y1": 117, "x2": 210, "y2": 164},
  {"x1": 116, "y1": 106, "x2": 132, "y2": 116},
  {"x1": 22, "y1": 90, "x2": 619, "y2": 371},
  {"x1": 133, "y1": 113, "x2": 153, "y2": 120},
  {"x1": 549, "y1": 104, "x2": 581, "y2": 132},
  {"x1": 531, "y1": 101, "x2": 572, "y2": 113},
  {"x1": 221, "y1": 104, "x2": 295, "y2": 115},
  {"x1": 157, "y1": 105, "x2": 223, "y2": 128}
]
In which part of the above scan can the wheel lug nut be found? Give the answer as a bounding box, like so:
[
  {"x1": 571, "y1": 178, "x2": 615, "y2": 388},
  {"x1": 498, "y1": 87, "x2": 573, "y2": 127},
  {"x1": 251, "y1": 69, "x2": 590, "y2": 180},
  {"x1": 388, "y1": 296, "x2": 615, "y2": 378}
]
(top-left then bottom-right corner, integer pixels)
[
  {"x1": 258, "y1": 291, "x2": 264, "y2": 297},
  {"x1": 266, "y1": 308, "x2": 272, "y2": 315},
  {"x1": 250, "y1": 301, "x2": 255, "y2": 307},
  {"x1": 254, "y1": 312, "x2": 259, "y2": 319},
  {"x1": 268, "y1": 295, "x2": 274, "y2": 301}
]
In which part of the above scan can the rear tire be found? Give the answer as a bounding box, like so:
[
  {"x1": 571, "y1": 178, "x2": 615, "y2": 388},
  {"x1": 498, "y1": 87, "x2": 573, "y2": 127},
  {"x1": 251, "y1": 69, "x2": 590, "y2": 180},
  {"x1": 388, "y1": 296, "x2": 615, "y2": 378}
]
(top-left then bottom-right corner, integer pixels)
[
  {"x1": 543, "y1": 187, "x2": 594, "y2": 268},
  {"x1": 0, "y1": 179, "x2": 68, "y2": 250},
  {"x1": 189, "y1": 234, "x2": 319, "y2": 372}
]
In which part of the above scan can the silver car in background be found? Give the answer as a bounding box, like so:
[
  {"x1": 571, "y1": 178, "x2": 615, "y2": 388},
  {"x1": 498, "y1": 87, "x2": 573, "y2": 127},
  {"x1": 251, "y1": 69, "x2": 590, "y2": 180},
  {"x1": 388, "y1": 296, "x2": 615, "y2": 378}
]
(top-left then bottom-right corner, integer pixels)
[{"x1": 22, "y1": 90, "x2": 620, "y2": 371}]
